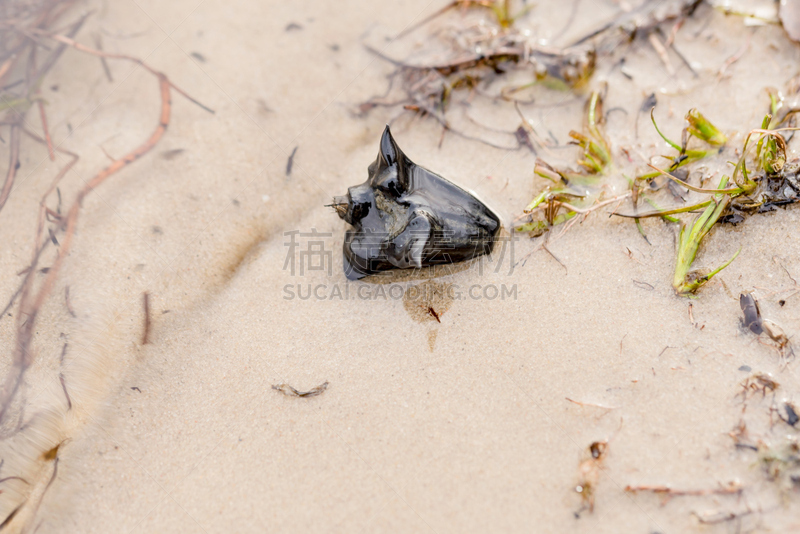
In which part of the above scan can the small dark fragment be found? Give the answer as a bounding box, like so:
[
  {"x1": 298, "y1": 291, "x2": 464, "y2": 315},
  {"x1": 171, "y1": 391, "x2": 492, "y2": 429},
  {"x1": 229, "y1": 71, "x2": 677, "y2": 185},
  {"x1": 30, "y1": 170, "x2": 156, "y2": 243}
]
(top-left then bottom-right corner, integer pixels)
[
  {"x1": 640, "y1": 93, "x2": 657, "y2": 112},
  {"x1": 131, "y1": 387, "x2": 141, "y2": 393},
  {"x1": 779, "y1": 299, "x2": 786, "y2": 306},
  {"x1": 782, "y1": 403, "x2": 799, "y2": 427},
  {"x1": 589, "y1": 441, "x2": 606, "y2": 459},
  {"x1": 161, "y1": 148, "x2": 185, "y2": 160},
  {"x1": 285, "y1": 22, "x2": 303, "y2": 31},
  {"x1": 740, "y1": 293, "x2": 763, "y2": 335},
  {"x1": 720, "y1": 211, "x2": 745, "y2": 225},
  {"x1": 666, "y1": 168, "x2": 689, "y2": 201},
  {"x1": 190, "y1": 51, "x2": 207, "y2": 63},
  {"x1": 515, "y1": 126, "x2": 536, "y2": 153},
  {"x1": 286, "y1": 146, "x2": 298, "y2": 176},
  {"x1": 738, "y1": 365, "x2": 751, "y2": 372},
  {"x1": 636, "y1": 93, "x2": 657, "y2": 138},
  {"x1": 272, "y1": 381, "x2": 328, "y2": 398}
]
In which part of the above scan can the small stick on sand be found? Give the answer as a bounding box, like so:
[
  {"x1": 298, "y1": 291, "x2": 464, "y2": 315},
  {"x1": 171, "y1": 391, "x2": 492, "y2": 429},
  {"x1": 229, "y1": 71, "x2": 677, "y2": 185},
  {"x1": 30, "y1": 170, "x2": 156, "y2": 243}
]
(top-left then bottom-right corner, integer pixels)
[
  {"x1": 566, "y1": 398, "x2": 616, "y2": 410},
  {"x1": 625, "y1": 481, "x2": 743, "y2": 505},
  {"x1": 272, "y1": 381, "x2": 329, "y2": 398},
  {"x1": 58, "y1": 374, "x2": 71, "y2": 410},
  {"x1": 691, "y1": 507, "x2": 756, "y2": 525},
  {"x1": 36, "y1": 100, "x2": 55, "y2": 161},
  {"x1": 141, "y1": 292, "x2": 151, "y2": 345},
  {"x1": 286, "y1": 146, "x2": 298, "y2": 176},
  {"x1": 0, "y1": 124, "x2": 21, "y2": 214},
  {"x1": 648, "y1": 33, "x2": 675, "y2": 75},
  {"x1": 64, "y1": 286, "x2": 76, "y2": 317}
]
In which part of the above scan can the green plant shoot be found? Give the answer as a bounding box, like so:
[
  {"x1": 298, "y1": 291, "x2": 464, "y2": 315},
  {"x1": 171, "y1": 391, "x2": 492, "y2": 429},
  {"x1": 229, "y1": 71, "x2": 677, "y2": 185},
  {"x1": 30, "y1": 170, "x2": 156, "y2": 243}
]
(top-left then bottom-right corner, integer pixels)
[{"x1": 673, "y1": 175, "x2": 740, "y2": 295}]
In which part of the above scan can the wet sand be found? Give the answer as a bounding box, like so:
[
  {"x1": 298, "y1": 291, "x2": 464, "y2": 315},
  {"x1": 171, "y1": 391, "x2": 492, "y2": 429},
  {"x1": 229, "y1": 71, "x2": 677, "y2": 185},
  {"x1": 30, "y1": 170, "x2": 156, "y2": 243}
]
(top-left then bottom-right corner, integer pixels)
[{"x1": 1, "y1": 0, "x2": 800, "y2": 532}]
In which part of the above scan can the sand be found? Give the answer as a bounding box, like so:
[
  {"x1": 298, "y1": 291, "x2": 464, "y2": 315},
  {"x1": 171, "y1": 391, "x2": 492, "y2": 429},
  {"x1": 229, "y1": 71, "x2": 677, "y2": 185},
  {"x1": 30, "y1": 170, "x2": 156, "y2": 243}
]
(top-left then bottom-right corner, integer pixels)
[{"x1": 1, "y1": 0, "x2": 800, "y2": 532}]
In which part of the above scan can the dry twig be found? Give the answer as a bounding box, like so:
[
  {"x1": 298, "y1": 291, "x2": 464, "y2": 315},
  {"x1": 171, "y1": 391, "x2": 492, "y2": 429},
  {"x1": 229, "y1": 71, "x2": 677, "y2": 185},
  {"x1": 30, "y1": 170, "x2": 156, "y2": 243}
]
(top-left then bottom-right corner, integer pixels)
[{"x1": 272, "y1": 382, "x2": 329, "y2": 398}]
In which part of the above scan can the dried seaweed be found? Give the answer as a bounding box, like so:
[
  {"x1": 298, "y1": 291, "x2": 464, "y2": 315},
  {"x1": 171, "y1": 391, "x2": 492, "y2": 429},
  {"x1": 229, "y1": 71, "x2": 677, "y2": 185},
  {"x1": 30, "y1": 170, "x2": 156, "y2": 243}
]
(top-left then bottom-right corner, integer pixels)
[
  {"x1": 569, "y1": 0, "x2": 703, "y2": 48},
  {"x1": 360, "y1": 1, "x2": 594, "y2": 146}
]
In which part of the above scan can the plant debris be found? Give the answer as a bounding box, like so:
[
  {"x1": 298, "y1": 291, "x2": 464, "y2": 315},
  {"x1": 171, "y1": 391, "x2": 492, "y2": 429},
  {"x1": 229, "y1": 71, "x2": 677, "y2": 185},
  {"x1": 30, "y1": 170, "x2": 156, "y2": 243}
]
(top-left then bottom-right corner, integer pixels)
[
  {"x1": 691, "y1": 506, "x2": 757, "y2": 525},
  {"x1": 575, "y1": 440, "x2": 607, "y2": 514},
  {"x1": 758, "y1": 437, "x2": 800, "y2": 493},
  {"x1": 360, "y1": 1, "x2": 595, "y2": 146},
  {"x1": 272, "y1": 381, "x2": 329, "y2": 398},
  {"x1": 614, "y1": 91, "x2": 800, "y2": 295},
  {"x1": 569, "y1": 0, "x2": 703, "y2": 48},
  {"x1": 514, "y1": 91, "x2": 631, "y2": 242},
  {"x1": 624, "y1": 481, "x2": 743, "y2": 505},
  {"x1": 362, "y1": 0, "x2": 710, "y2": 145},
  {"x1": 739, "y1": 373, "x2": 779, "y2": 400}
]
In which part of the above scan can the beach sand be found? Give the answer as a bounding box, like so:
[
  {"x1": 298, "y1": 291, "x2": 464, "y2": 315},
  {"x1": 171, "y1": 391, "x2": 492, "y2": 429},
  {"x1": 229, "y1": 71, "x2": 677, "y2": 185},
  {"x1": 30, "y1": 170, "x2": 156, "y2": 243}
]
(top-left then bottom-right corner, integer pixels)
[{"x1": 1, "y1": 0, "x2": 800, "y2": 532}]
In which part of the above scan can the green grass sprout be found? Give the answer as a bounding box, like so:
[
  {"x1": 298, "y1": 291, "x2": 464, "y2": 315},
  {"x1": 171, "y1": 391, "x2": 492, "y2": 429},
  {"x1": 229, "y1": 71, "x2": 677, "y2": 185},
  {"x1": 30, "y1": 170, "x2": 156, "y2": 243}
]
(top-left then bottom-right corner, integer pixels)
[
  {"x1": 516, "y1": 91, "x2": 614, "y2": 238},
  {"x1": 672, "y1": 174, "x2": 741, "y2": 295},
  {"x1": 686, "y1": 108, "x2": 727, "y2": 146}
]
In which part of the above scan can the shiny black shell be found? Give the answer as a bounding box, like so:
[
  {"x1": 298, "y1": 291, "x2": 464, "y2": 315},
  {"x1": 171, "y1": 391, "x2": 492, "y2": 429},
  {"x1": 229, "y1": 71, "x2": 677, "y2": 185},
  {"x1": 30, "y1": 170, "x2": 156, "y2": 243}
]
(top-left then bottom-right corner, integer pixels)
[{"x1": 334, "y1": 126, "x2": 501, "y2": 280}]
